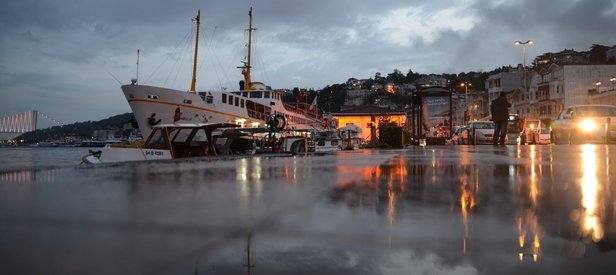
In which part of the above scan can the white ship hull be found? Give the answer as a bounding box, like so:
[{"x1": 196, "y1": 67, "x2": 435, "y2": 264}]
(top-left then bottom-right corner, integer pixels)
[{"x1": 122, "y1": 84, "x2": 321, "y2": 138}]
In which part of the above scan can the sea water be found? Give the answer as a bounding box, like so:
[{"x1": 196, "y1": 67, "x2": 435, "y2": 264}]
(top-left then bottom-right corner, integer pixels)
[{"x1": 0, "y1": 147, "x2": 91, "y2": 172}]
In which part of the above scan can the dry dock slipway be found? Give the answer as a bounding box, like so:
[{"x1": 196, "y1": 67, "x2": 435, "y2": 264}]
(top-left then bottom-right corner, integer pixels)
[{"x1": 1, "y1": 145, "x2": 616, "y2": 275}]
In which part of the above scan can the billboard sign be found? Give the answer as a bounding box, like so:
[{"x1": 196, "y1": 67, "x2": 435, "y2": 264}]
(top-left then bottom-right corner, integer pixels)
[{"x1": 421, "y1": 96, "x2": 451, "y2": 138}]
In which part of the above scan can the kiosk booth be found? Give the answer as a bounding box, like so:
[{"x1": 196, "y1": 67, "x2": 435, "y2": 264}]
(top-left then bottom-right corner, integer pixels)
[{"x1": 410, "y1": 87, "x2": 453, "y2": 145}]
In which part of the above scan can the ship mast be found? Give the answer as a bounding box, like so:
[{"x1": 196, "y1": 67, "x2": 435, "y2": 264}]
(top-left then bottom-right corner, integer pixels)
[
  {"x1": 190, "y1": 10, "x2": 200, "y2": 93},
  {"x1": 241, "y1": 7, "x2": 255, "y2": 91}
]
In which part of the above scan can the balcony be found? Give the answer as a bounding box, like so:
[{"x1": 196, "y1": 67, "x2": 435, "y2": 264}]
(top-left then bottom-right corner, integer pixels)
[{"x1": 537, "y1": 85, "x2": 551, "y2": 102}]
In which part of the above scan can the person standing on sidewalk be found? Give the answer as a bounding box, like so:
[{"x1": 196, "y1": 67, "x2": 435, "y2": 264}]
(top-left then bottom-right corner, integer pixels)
[{"x1": 490, "y1": 92, "x2": 511, "y2": 145}]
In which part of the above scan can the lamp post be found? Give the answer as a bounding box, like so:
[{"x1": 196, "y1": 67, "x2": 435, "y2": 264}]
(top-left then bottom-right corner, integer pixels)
[
  {"x1": 514, "y1": 40, "x2": 534, "y2": 94},
  {"x1": 461, "y1": 82, "x2": 472, "y2": 123}
]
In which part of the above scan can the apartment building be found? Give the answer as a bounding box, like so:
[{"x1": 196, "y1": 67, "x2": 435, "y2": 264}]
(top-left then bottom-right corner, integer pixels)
[
  {"x1": 517, "y1": 64, "x2": 616, "y2": 121},
  {"x1": 485, "y1": 66, "x2": 524, "y2": 103}
]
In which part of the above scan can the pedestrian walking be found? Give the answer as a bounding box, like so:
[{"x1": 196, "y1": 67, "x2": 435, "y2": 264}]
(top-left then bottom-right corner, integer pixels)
[{"x1": 490, "y1": 92, "x2": 511, "y2": 145}]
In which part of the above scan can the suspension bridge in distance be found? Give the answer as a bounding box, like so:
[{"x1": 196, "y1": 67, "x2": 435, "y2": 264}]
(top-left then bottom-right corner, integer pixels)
[{"x1": 0, "y1": 110, "x2": 64, "y2": 133}]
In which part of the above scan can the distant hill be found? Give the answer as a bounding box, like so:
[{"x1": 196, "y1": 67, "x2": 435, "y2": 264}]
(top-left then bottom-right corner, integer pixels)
[{"x1": 16, "y1": 113, "x2": 135, "y2": 144}]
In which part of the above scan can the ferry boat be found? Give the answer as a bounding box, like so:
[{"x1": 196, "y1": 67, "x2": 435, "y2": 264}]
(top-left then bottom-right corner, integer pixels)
[{"x1": 122, "y1": 8, "x2": 322, "y2": 139}]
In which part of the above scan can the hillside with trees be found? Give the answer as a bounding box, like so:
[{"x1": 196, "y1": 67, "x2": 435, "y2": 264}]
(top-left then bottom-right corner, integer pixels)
[{"x1": 16, "y1": 113, "x2": 135, "y2": 144}]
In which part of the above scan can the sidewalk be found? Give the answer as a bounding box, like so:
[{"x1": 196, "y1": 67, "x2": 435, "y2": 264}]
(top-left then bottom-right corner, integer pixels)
[{"x1": 1, "y1": 145, "x2": 615, "y2": 275}]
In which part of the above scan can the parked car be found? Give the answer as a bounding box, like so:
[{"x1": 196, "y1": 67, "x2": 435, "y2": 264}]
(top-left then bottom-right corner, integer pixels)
[
  {"x1": 533, "y1": 128, "x2": 551, "y2": 145},
  {"x1": 468, "y1": 121, "x2": 495, "y2": 145},
  {"x1": 550, "y1": 104, "x2": 616, "y2": 144},
  {"x1": 506, "y1": 118, "x2": 522, "y2": 145}
]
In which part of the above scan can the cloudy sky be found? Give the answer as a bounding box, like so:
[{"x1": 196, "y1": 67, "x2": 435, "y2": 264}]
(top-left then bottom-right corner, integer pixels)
[{"x1": 1, "y1": 0, "x2": 615, "y2": 125}]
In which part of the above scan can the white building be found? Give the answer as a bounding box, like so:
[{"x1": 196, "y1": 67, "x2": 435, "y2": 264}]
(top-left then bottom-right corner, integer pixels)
[
  {"x1": 395, "y1": 83, "x2": 417, "y2": 95},
  {"x1": 344, "y1": 89, "x2": 371, "y2": 107},
  {"x1": 519, "y1": 64, "x2": 616, "y2": 121},
  {"x1": 414, "y1": 75, "x2": 448, "y2": 88},
  {"x1": 485, "y1": 66, "x2": 524, "y2": 103}
]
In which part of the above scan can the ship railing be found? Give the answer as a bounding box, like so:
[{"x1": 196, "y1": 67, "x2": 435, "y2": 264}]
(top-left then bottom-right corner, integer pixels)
[{"x1": 282, "y1": 103, "x2": 319, "y2": 119}]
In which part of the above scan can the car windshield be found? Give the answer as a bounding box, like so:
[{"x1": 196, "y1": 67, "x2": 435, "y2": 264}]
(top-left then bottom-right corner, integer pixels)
[
  {"x1": 473, "y1": 123, "x2": 494, "y2": 129},
  {"x1": 575, "y1": 106, "x2": 616, "y2": 117}
]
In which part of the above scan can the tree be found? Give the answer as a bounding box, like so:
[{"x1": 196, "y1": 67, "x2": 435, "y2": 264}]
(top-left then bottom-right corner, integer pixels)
[
  {"x1": 588, "y1": 44, "x2": 609, "y2": 64},
  {"x1": 318, "y1": 84, "x2": 347, "y2": 112},
  {"x1": 345, "y1": 78, "x2": 359, "y2": 89},
  {"x1": 374, "y1": 72, "x2": 385, "y2": 84},
  {"x1": 360, "y1": 78, "x2": 374, "y2": 90},
  {"x1": 405, "y1": 69, "x2": 421, "y2": 84},
  {"x1": 386, "y1": 69, "x2": 405, "y2": 85}
]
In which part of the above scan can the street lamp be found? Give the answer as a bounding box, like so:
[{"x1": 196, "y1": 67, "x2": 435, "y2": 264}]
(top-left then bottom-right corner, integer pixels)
[
  {"x1": 461, "y1": 82, "x2": 472, "y2": 122},
  {"x1": 610, "y1": 77, "x2": 616, "y2": 91},
  {"x1": 514, "y1": 40, "x2": 534, "y2": 94}
]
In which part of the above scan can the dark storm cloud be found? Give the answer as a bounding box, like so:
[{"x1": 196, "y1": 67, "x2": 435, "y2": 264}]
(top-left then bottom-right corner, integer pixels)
[{"x1": 470, "y1": 0, "x2": 616, "y2": 53}]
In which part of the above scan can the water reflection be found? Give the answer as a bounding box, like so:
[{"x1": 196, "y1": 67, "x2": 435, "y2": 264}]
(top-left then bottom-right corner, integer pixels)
[
  {"x1": 459, "y1": 168, "x2": 476, "y2": 254},
  {"x1": 334, "y1": 149, "x2": 484, "y2": 254},
  {"x1": 0, "y1": 169, "x2": 56, "y2": 183},
  {"x1": 330, "y1": 146, "x2": 615, "y2": 264},
  {"x1": 580, "y1": 145, "x2": 604, "y2": 242},
  {"x1": 516, "y1": 145, "x2": 542, "y2": 262}
]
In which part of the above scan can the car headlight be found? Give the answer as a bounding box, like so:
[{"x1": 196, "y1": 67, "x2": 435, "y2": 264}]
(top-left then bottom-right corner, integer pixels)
[{"x1": 578, "y1": 119, "x2": 598, "y2": 132}]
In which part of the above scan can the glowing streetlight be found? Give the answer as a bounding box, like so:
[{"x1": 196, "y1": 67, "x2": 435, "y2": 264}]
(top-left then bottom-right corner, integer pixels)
[
  {"x1": 610, "y1": 77, "x2": 616, "y2": 91},
  {"x1": 461, "y1": 82, "x2": 472, "y2": 122},
  {"x1": 514, "y1": 40, "x2": 534, "y2": 93}
]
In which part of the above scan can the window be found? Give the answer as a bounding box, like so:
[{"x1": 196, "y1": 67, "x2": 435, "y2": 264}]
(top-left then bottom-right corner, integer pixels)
[
  {"x1": 235, "y1": 97, "x2": 239, "y2": 106},
  {"x1": 147, "y1": 95, "x2": 159, "y2": 99},
  {"x1": 229, "y1": 95, "x2": 234, "y2": 105},
  {"x1": 264, "y1": 92, "x2": 270, "y2": 98},
  {"x1": 146, "y1": 129, "x2": 165, "y2": 148},
  {"x1": 222, "y1": 94, "x2": 227, "y2": 103},
  {"x1": 171, "y1": 129, "x2": 193, "y2": 143},
  {"x1": 241, "y1": 99, "x2": 245, "y2": 108},
  {"x1": 576, "y1": 106, "x2": 616, "y2": 117}
]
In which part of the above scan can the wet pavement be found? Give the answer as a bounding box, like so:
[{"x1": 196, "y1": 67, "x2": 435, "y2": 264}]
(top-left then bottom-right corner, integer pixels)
[{"x1": 1, "y1": 145, "x2": 615, "y2": 275}]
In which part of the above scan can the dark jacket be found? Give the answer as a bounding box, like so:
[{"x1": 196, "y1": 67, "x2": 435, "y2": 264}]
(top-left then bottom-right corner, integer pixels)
[{"x1": 490, "y1": 96, "x2": 511, "y2": 122}]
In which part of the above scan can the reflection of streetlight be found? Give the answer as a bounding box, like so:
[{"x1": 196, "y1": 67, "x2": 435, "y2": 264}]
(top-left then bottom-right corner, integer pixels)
[
  {"x1": 461, "y1": 82, "x2": 472, "y2": 122},
  {"x1": 514, "y1": 40, "x2": 534, "y2": 93},
  {"x1": 609, "y1": 77, "x2": 615, "y2": 91},
  {"x1": 595, "y1": 81, "x2": 602, "y2": 93}
]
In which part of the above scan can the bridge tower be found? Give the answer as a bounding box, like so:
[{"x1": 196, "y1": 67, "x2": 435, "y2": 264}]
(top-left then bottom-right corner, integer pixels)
[{"x1": 0, "y1": 110, "x2": 39, "y2": 133}]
